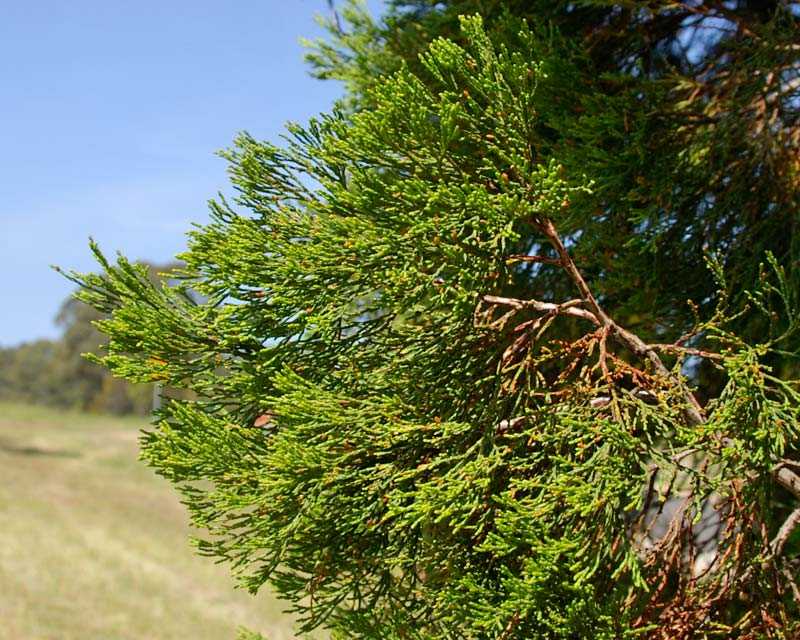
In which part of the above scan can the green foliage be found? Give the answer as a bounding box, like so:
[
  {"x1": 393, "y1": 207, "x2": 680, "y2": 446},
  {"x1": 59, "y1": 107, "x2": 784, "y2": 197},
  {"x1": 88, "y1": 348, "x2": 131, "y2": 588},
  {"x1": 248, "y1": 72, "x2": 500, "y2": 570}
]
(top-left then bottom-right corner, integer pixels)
[
  {"x1": 236, "y1": 629, "x2": 269, "y2": 640},
  {"x1": 69, "y1": 4, "x2": 800, "y2": 639},
  {"x1": 304, "y1": 0, "x2": 394, "y2": 108},
  {"x1": 310, "y1": 0, "x2": 800, "y2": 344}
]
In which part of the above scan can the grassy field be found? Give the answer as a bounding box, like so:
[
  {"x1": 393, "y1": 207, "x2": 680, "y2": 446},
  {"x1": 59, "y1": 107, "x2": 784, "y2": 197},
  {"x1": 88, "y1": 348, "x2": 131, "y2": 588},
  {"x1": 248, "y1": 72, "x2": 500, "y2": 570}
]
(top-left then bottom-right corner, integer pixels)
[{"x1": 0, "y1": 402, "x2": 298, "y2": 640}]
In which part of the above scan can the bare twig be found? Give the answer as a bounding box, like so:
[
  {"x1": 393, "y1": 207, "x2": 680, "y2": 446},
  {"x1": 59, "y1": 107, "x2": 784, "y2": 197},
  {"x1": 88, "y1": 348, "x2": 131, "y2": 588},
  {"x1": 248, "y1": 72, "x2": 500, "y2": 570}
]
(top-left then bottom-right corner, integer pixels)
[
  {"x1": 774, "y1": 462, "x2": 800, "y2": 501},
  {"x1": 482, "y1": 294, "x2": 600, "y2": 325},
  {"x1": 537, "y1": 217, "x2": 706, "y2": 425},
  {"x1": 648, "y1": 343, "x2": 724, "y2": 361},
  {"x1": 506, "y1": 254, "x2": 562, "y2": 266},
  {"x1": 736, "y1": 505, "x2": 800, "y2": 589},
  {"x1": 537, "y1": 214, "x2": 800, "y2": 532},
  {"x1": 770, "y1": 507, "x2": 800, "y2": 557},
  {"x1": 782, "y1": 567, "x2": 800, "y2": 604},
  {"x1": 538, "y1": 218, "x2": 610, "y2": 323}
]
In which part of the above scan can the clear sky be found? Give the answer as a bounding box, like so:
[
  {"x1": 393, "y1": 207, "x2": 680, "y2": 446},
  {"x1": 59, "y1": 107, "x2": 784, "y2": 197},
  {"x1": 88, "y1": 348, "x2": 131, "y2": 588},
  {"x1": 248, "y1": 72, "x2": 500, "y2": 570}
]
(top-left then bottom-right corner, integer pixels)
[{"x1": 0, "y1": 0, "x2": 384, "y2": 346}]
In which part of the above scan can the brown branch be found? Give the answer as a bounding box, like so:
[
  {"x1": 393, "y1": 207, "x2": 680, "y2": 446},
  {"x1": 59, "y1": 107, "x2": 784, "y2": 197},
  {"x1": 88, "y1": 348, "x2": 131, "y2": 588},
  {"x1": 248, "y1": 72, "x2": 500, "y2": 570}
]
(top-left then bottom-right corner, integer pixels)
[
  {"x1": 498, "y1": 611, "x2": 520, "y2": 640},
  {"x1": 774, "y1": 462, "x2": 800, "y2": 501},
  {"x1": 765, "y1": 76, "x2": 800, "y2": 107},
  {"x1": 649, "y1": 343, "x2": 724, "y2": 361},
  {"x1": 736, "y1": 504, "x2": 800, "y2": 590},
  {"x1": 770, "y1": 507, "x2": 800, "y2": 558},
  {"x1": 783, "y1": 567, "x2": 800, "y2": 604},
  {"x1": 538, "y1": 219, "x2": 610, "y2": 324},
  {"x1": 506, "y1": 254, "x2": 562, "y2": 266},
  {"x1": 598, "y1": 325, "x2": 612, "y2": 383},
  {"x1": 537, "y1": 217, "x2": 706, "y2": 425},
  {"x1": 509, "y1": 215, "x2": 800, "y2": 509},
  {"x1": 482, "y1": 294, "x2": 600, "y2": 325}
]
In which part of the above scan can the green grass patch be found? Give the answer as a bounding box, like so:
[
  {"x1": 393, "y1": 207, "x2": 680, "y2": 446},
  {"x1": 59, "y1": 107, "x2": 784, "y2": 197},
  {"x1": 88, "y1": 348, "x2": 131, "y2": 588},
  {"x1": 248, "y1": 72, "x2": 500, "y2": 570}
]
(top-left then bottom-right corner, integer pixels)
[{"x1": 0, "y1": 402, "x2": 298, "y2": 640}]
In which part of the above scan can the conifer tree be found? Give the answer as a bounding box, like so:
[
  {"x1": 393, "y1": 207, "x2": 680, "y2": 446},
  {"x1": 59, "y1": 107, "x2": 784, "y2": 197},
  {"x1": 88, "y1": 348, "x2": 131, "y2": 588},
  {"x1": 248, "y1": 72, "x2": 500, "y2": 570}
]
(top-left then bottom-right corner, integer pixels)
[{"x1": 65, "y1": 4, "x2": 800, "y2": 639}]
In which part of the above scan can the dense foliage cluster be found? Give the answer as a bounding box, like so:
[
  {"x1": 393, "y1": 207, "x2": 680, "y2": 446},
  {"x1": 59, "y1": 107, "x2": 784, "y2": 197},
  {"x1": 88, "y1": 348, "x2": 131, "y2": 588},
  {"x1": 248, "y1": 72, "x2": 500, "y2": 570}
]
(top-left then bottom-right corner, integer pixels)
[{"x1": 68, "y1": 2, "x2": 799, "y2": 638}]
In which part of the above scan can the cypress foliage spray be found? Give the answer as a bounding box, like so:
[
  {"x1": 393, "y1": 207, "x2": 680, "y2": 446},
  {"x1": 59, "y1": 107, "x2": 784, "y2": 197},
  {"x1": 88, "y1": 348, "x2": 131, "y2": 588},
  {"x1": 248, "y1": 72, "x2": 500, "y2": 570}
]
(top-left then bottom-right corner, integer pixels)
[{"x1": 66, "y1": 10, "x2": 800, "y2": 640}]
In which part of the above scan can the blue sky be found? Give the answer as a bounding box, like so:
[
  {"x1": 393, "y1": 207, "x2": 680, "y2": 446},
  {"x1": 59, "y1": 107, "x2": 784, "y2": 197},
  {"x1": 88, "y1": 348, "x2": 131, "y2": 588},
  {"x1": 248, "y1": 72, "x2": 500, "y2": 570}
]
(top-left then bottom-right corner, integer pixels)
[{"x1": 0, "y1": 0, "x2": 384, "y2": 346}]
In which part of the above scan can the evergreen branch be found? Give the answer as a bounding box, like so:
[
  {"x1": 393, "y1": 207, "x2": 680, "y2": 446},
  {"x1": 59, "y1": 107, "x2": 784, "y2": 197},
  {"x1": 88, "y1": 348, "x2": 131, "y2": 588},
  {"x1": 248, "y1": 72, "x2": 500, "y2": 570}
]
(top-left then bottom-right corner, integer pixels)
[{"x1": 64, "y1": 10, "x2": 800, "y2": 636}]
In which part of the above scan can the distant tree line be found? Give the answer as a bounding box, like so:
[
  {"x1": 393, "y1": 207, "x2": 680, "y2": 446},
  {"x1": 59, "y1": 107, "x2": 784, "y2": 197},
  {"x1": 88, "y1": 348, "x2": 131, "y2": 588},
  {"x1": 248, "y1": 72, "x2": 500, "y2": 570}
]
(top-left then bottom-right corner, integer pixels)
[{"x1": 0, "y1": 262, "x2": 176, "y2": 415}]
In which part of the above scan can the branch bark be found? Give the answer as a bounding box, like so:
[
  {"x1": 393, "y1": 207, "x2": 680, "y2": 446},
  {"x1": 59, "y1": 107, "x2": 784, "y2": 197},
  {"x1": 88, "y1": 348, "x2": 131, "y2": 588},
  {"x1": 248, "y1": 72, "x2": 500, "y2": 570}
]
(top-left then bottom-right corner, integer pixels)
[
  {"x1": 532, "y1": 216, "x2": 800, "y2": 502},
  {"x1": 770, "y1": 507, "x2": 800, "y2": 557},
  {"x1": 537, "y1": 217, "x2": 706, "y2": 425},
  {"x1": 482, "y1": 294, "x2": 600, "y2": 325},
  {"x1": 774, "y1": 463, "x2": 800, "y2": 501}
]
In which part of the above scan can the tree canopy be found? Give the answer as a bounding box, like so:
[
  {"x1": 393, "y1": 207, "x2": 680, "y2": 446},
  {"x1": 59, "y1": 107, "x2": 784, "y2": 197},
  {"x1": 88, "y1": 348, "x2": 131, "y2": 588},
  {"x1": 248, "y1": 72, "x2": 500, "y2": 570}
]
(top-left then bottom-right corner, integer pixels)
[{"x1": 67, "y1": 2, "x2": 799, "y2": 638}]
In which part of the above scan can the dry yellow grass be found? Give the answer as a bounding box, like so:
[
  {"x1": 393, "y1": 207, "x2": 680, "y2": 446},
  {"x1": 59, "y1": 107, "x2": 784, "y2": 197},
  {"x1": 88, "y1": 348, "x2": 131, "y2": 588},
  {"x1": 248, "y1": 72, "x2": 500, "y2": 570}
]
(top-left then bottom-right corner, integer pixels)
[{"x1": 0, "y1": 403, "x2": 299, "y2": 640}]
